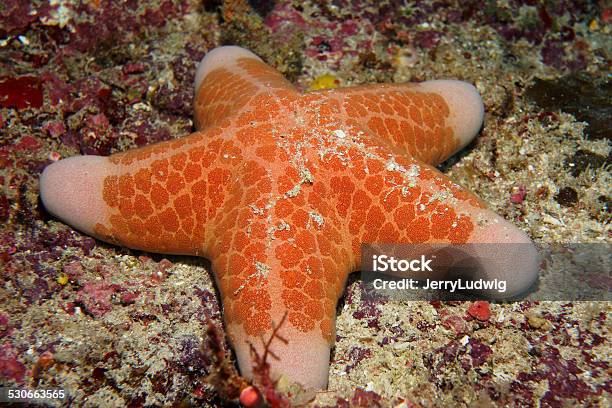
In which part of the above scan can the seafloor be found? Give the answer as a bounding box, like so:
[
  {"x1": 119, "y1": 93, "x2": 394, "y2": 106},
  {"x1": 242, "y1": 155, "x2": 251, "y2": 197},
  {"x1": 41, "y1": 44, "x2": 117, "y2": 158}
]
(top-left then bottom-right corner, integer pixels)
[{"x1": 0, "y1": 0, "x2": 610, "y2": 407}]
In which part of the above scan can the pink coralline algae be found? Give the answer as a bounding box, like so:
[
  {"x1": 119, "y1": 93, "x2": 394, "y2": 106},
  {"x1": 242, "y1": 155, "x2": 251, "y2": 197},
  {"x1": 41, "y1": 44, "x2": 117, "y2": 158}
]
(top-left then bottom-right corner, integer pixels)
[
  {"x1": 76, "y1": 282, "x2": 120, "y2": 317},
  {"x1": 515, "y1": 346, "x2": 603, "y2": 406},
  {"x1": 62, "y1": 261, "x2": 84, "y2": 280},
  {"x1": 122, "y1": 62, "x2": 146, "y2": 75},
  {"x1": 427, "y1": 337, "x2": 493, "y2": 380},
  {"x1": 414, "y1": 30, "x2": 441, "y2": 49},
  {"x1": 14, "y1": 136, "x2": 42, "y2": 152},
  {"x1": 510, "y1": 185, "x2": 527, "y2": 204},
  {"x1": 442, "y1": 313, "x2": 469, "y2": 335},
  {"x1": 43, "y1": 120, "x2": 67, "y2": 138},
  {"x1": 67, "y1": 0, "x2": 189, "y2": 52},
  {"x1": 352, "y1": 299, "x2": 385, "y2": 330},
  {"x1": 120, "y1": 291, "x2": 139, "y2": 305},
  {"x1": 0, "y1": 343, "x2": 26, "y2": 383},
  {"x1": 264, "y1": 2, "x2": 308, "y2": 36},
  {"x1": 0, "y1": 1, "x2": 47, "y2": 38},
  {"x1": 0, "y1": 313, "x2": 10, "y2": 338},
  {"x1": 345, "y1": 347, "x2": 372, "y2": 374},
  {"x1": 350, "y1": 388, "x2": 383, "y2": 407},
  {"x1": 468, "y1": 338, "x2": 493, "y2": 367}
]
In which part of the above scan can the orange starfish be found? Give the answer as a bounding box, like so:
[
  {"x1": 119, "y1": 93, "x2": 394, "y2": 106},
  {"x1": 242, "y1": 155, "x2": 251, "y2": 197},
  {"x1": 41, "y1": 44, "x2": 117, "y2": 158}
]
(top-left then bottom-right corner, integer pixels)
[{"x1": 40, "y1": 46, "x2": 538, "y2": 390}]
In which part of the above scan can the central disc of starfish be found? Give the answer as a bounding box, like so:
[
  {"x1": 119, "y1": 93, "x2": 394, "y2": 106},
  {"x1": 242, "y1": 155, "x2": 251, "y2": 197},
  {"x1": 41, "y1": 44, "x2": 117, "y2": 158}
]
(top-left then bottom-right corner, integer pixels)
[{"x1": 40, "y1": 46, "x2": 538, "y2": 390}]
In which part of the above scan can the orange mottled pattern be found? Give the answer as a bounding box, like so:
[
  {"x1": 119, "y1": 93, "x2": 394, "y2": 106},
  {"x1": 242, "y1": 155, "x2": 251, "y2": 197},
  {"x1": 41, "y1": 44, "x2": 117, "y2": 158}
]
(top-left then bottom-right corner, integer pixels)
[
  {"x1": 329, "y1": 84, "x2": 458, "y2": 166},
  {"x1": 93, "y1": 56, "x2": 485, "y2": 342}
]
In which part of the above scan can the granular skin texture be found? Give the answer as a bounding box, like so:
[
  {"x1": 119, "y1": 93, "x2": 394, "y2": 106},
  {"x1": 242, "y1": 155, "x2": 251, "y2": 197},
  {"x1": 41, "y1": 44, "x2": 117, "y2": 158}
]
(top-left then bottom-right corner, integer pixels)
[{"x1": 93, "y1": 56, "x2": 478, "y2": 341}]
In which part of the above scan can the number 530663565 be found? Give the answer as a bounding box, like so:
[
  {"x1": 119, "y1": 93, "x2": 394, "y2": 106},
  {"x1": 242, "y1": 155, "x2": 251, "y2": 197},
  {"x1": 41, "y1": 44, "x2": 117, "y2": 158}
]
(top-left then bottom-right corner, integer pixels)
[{"x1": 2, "y1": 388, "x2": 66, "y2": 402}]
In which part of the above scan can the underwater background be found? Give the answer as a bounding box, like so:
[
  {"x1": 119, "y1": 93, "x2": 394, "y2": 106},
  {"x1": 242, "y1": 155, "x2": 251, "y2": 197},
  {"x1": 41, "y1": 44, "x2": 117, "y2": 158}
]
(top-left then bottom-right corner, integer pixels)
[{"x1": 0, "y1": 1, "x2": 610, "y2": 406}]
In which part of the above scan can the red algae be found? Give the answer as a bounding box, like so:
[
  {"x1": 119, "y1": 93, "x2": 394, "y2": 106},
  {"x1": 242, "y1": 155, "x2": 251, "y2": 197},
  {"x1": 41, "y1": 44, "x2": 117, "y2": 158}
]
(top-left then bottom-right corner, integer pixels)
[
  {"x1": 467, "y1": 301, "x2": 491, "y2": 322},
  {"x1": 510, "y1": 185, "x2": 527, "y2": 204},
  {"x1": 0, "y1": 76, "x2": 43, "y2": 109},
  {"x1": 0, "y1": 1, "x2": 40, "y2": 37},
  {"x1": 350, "y1": 388, "x2": 383, "y2": 407},
  {"x1": 0, "y1": 344, "x2": 26, "y2": 383},
  {"x1": 76, "y1": 282, "x2": 120, "y2": 318}
]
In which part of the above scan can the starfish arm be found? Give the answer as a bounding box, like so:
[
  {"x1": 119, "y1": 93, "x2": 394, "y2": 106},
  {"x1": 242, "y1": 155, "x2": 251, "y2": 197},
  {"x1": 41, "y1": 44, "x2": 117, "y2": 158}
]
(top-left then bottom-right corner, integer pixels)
[
  {"x1": 311, "y1": 80, "x2": 484, "y2": 166},
  {"x1": 220, "y1": 126, "x2": 537, "y2": 389},
  {"x1": 312, "y1": 144, "x2": 538, "y2": 298},
  {"x1": 194, "y1": 46, "x2": 298, "y2": 130},
  {"x1": 40, "y1": 126, "x2": 242, "y2": 257}
]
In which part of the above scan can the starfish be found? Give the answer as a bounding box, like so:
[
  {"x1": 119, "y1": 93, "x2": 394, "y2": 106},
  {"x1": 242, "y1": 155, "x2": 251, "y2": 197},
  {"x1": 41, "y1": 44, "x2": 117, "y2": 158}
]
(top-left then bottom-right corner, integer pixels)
[{"x1": 40, "y1": 46, "x2": 538, "y2": 390}]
